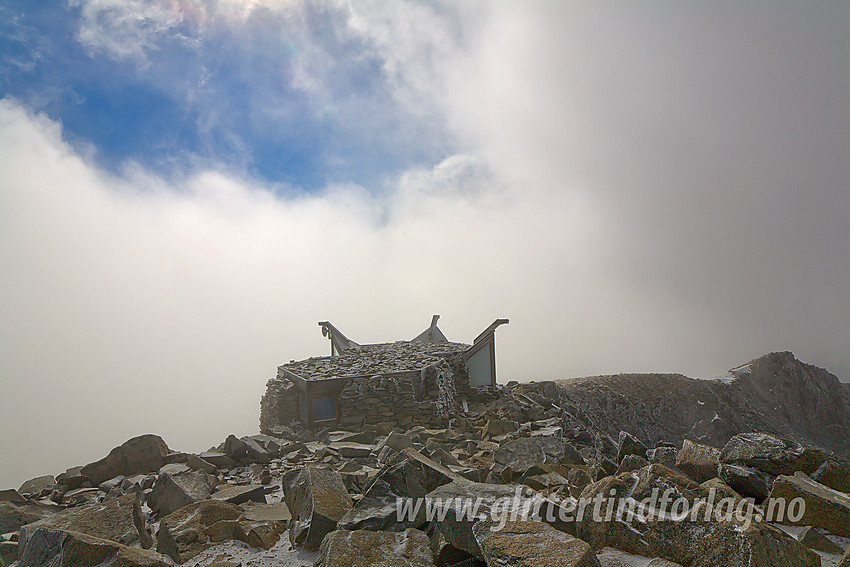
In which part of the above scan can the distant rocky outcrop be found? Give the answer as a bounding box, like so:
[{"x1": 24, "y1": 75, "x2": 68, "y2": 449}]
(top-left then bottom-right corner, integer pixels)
[{"x1": 543, "y1": 351, "x2": 850, "y2": 457}]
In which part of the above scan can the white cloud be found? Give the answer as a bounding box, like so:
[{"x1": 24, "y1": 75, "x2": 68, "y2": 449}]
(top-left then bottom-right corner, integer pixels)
[{"x1": 71, "y1": 0, "x2": 306, "y2": 62}]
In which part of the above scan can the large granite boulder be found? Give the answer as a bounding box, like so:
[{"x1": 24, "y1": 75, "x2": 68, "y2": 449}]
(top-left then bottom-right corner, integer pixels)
[
  {"x1": 494, "y1": 437, "x2": 581, "y2": 476},
  {"x1": 768, "y1": 472, "x2": 850, "y2": 537},
  {"x1": 617, "y1": 431, "x2": 648, "y2": 464},
  {"x1": 647, "y1": 446, "x2": 679, "y2": 469},
  {"x1": 425, "y1": 481, "x2": 568, "y2": 560},
  {"x1": 223, "y1": 435, "x2": 270, "y2": 464},
  {"x1": 80, "y1": 435, "x2": 170, "y2": 486},
  {"x1": 719, "y1": 433, "x2": 825, "y2": 477},
  {"x1": 796, "y1": 526, "x2": 845, "y2": 554},
  {"x1": 210, "y1": 484, "x2": 266, "y2": 505},
  {"x1": 812, "y1": 457, "x2": 850, "y2": 493},
  {"x1": 472, "y1": 520, "x2": 600, "y2": 567},
  {"x1": 15, "y1": 528, "x2": 170, "y2": 567},
  {"x1": 148, "y1": 471, "x2": 218, "y2": 517},
  {"x1": 718, "y1": 464, "x2": 774, "y2": 501},
  {"x1": 0, "y1": 499, "x2": 60, "y2": 534},
  {"x1": 283, "y1": 466, "x2": 353, "y2": 551},
  {"x1": 19, "y1": 493, "x2": 151, "y2": 550},
  {"x1": 675, "y1": 440, "x2": 721, "y2": 483},
  {"x1": 18, "y1": 475, "x2": 55, "y2": 497},
  {"x1": 315, "y1": 528, "x2": 435, "y2": 567}
]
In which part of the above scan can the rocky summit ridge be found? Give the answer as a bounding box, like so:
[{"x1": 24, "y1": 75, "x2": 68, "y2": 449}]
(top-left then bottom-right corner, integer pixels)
[
  {"x1": 1, "y1": 351, "x2": 849, "y2": 567},
  {"x1": 546, "y1": 351, "x2": 850, "y2": 457}
]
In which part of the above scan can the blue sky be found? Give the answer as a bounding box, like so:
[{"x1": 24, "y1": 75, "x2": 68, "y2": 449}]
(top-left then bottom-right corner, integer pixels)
[
  {"x1": 1, "y1": 1, "x2": 848, "y2": 489},
  {"x1": 1, "y1": 0, "x2": 451, "y2": 190}
]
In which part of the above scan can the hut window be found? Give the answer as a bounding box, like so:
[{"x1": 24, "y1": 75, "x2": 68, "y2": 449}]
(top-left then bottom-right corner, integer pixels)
[{"x1": 313, "y1": 396, "x2": 337, "y2": 422}]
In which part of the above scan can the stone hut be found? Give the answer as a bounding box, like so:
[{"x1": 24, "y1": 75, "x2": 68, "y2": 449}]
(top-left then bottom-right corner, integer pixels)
[{"x1": 260, "y1": 316, "x2": 508, "y2": 432}]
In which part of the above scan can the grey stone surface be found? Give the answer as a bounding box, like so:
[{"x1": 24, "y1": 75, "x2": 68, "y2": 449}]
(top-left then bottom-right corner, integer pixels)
[
  {"x1": 19, "y1": 493, "x2": 150, "y2": 550},
  {"x1": 148, "y1": 470, "x2": 218, "y2": 517},
  {"x1": 316, "y1": 528, "x2": 435, "y2": 567},
  {"x1": 80, "y1": 434, "x2": 170, "y2": 486},
  {"x1": 16, "y1": 528, "x2": 170, "y2": 567},
  {"x1": 283, "y1": 466, "x2": 353, "y2": 551}
]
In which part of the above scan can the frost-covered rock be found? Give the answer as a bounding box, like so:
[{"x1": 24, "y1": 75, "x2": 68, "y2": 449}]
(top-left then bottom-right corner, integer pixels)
[
  {"x1": 16, "y1": 528, "x2": 170, "y2": 567},
  {"x1": 675, "y1": 440, "x2": 720, "y2": 484},
  {"x1": 80, "y1": 434, "x2": 170, "y2": 486},
  {"x1": 719, "y1": 433, "x2": 825, "y2": 477},
  {"x1": 768, "y1": 472, "x2": 850, "y2": 537},
  {"x1": 19, "y1": 492, "x2": 151, "y2": 550},
  {"x1": 316, "y1": 529, "x2": 435, "y2": 567},
  {"x1": 283, "y1": 466, "x2": 353, "y2": 551},
  {"x1": 473, "y1": 520, "x2": 599, "y2": 567}
]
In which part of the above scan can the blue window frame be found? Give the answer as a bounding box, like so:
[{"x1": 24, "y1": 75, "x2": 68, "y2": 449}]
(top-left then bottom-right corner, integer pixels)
[{"x1": 313, "y1": 396, "x2": 337, "y2": 422}]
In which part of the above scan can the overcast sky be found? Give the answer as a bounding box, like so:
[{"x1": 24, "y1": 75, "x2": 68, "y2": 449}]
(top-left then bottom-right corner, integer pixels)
[{"x1": 1, "y1": 1, "x2": 847, "y2": 489}]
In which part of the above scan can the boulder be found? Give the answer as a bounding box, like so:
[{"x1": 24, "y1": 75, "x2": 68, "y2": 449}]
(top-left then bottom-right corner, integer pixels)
[
  {"x1": 0, "y1": 541, "x2": 17, "y2": 566},
  {"x1": 210, "y1": 485, "x2": 266, "y2": 505},
  {"x1": 19, "y1": 493, "x2": 151, "y2": 550},
  {"x1": 768, "y1": 472, "x2": 850, "y2": 537},
  {"x1": 494, "y1": 438, "x2": 547, "y2": 473},
  {"x1": 338, "y1": 459, "x2": 427, "y2": 532},
  {"x1": 616, "y1": 454, "x2": 649, "y2": 474},
  {"x1": 0, "y1": 500, "x2": 60, "y2": 534},
  {"x1": 155, "y1": 519, "x2": 181, "y2": 564},
  {"x1": 425, "y1": 481, "x2": 565, "y2": 560},
  {"x1": 148, "y1": 471, "x2": 218, "y2": 517},
  {"x1": 796, "y1": 526, "x2": 844, "y2": 554},
  {"x1": 283, "y1": 466, "x2": 353, "y2": 551},
  {"x1": 329, "y1": 442, "x2": 374, "y2": 459},
  {"x1": 378, "y1": 431, "x2": 415, "y2": 453},
  {"x1": 699, "y1": 478, "x2": 742, "y2": 500},
  {"x1": 157, "y1": 499, "x2": 287, "y2": 562},
  {"x1": 159, "y1": 463, "x2": 190, "y2": 476},
  {"x1": 242, "y1": 503, "x2": 291, "y2": 522},
  {"x1": 223, "y1": 435, "x2": 270, "y2": 464},
  {"x1": 482, "y1": 419, "x2": 519, "y2": 439},
  {"x1": 472, "y1": 520, "x2": 600, "y2": 567},
  {"x1": 616, "y1": 431, "x2": 647, "y2": 464},
  {"x1": 494, "y1": 437, "x2": 579, "y2": 476},
  {"x1": 185, "y1": 454, "x2": 218, "y2": 475},
  {"x1": 15, "y1": 528, "x2": 170, "y2": 567},
  {"x1": 198, "y1": 452, "x2": 237, "y2": 470},
  {"x1": 19, "y1": 475, "x2": 55, "y2": 497},
  {"x1": 596, "y1": 548, "x2": 683, "y2": 567},
  {"x1": 719, "y1": 433, "x2": 825, "y2": 477},
  {"x1": 80, "y1": 434, "x2": 170, "y2": 486},
  {"x1": 718, "y1": 464, "x2": 774, "y2": 501},
  {"x1": 812, "y1": 458, "x2": 850, "y2": 493},
  {"x1": 315, "y1": 528, "x2": 435, "y2": 567},
  {"x1": 675, "y1": 440, "x2": 720, "y2": 484},
  {"x1": 56, "y1": 467, "x2": 89, "y2": 490},
  {"x1": 568, "y1": 468, "x2": 592, "y2": 498},
  {"x1": 429, "y1": 448, "x2": 461, "y2": 467},
  {"x1": 647, "y1": 447, "x2": 678, "y2": 469},
  {"x1": 402, "y1": 448, "x2": 467, "y2": 488},
  {"x1": 0, "y1": 490, "x2": 26, "y2": 504}
]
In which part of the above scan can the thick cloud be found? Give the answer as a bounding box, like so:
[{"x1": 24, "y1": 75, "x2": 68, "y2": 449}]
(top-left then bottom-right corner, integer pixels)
[{"x1": 0, "y1": 1, "x2": 847, "y2": 488}]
